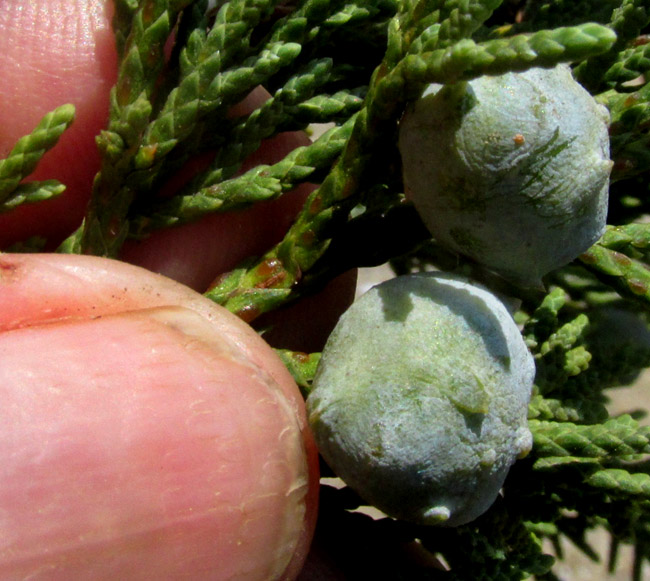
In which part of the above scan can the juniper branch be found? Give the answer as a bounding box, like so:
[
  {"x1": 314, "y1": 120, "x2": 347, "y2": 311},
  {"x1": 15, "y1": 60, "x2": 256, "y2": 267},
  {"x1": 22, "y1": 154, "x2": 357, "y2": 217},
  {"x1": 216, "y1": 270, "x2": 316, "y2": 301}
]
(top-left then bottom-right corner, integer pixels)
[
  {"x1": 407, "y1": 0, "x2": 503, "y2": 55},
  {"x1": 597, "y1": 223, "x2": 650, "y2": 262},
  {"x1": 523, "y1": 287, "x2": 570, "y2": 352},
  {"x1": 130, "y1": 117, "x2": 355, "y2": 234},
  {"x1": 586, "y1": 468, "x2": 650, "y2": 499},
  {"x1": 531, "y1": 415, "x2": 650, "y2": 459},
  {"x1": 112, "y1": 1, "x2": 175, "y2": 111},
  {"x1": 602, "y1": 82, "x2": 650, "y2": 182},
  {"x1": 528, "y1": 395, "x2": 583, "y2": 422},
  {"x1": 266, "y1": 0, "x2": 347, "y2": 44},
  {"x1": 388, "y1": 0, "x2": 501, "y2": 65},
  {"x1": 574, "y1": 0, "x2": 650, "y2": 91},
  {"x1": 0, "y1": 104, "x2": 75, "y2": 204},
  {"x1": 70, "y1": 6, "x2": 303, "y2": 256},
  {"x1": 579, "y1": 240, "x2": 650, "y2": 309},
  {"x1": 283, "y1": 88, "x2": 366, "y2": 125},
  {"x1": 159, "y1": 0, "x2": 382, "y2": 182},
  {"x1": 1, "y1": 182, "x2": 68, "y2": 215},
  {"x1": 519, "y1": 286, "x2": 624, "y2": 422},
  {"x1": 275, "y1": 350, "x2": 321, "y2": 396},
  {"x1": 540, "y1": 315, "x2": 590, "y2": 357},
  {"x1": 396, "y1": 23, "x2": 617, "y2": 89},
  {"x1": 180, "y1": 0, "x2": 280, "y2": 84},
  {"x1": 259, "y1": 0, "x2": 388, "y2": 71},
  {"x1": 61, "y1": 0, "x2": 185, "y2": 255},
  {"x1": 188, "y1": 57, "x2": 339, "y2": 189},
  {"x1": 321, "y1": 0, "x2": 391, "y2": 30},
  {"x1": 135, "y1": 40, "x2": 302, "y2": 172},
  {"x1": 533, "y1": 314, "x2": 592, "y2": 396},
  {"x1": 603, "y1": 39, "x2": 650, "y2": 88}
]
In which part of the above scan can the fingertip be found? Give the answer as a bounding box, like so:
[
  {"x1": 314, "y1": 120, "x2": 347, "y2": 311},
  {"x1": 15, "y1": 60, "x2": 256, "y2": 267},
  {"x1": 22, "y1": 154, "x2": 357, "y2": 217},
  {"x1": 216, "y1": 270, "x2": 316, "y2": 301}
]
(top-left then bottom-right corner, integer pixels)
[{"x1": 0, "y1": 0, "x2": 117, "y2": 247}]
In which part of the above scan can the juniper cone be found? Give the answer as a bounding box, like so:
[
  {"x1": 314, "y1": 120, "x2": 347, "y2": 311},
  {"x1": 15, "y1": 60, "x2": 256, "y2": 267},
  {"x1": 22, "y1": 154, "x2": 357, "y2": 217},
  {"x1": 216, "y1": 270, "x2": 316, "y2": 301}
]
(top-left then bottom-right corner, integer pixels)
[
  {"x1": 399, "y1": 64, "x2": 613, "y2": 287},
  {"x1": 307, "y1": 273, "x2": 535, "y2": 527}
]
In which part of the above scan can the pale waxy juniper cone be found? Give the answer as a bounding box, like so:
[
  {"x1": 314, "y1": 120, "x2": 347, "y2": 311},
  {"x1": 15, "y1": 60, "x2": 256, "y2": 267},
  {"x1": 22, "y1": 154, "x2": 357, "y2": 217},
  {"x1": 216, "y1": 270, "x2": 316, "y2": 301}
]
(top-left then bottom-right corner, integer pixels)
[
  {"x1": 398, "y1": 65, "x2": 613, "y2": 287},
  {"x1": 307, "y1": 273, "x2": 535, "y2": 527}
]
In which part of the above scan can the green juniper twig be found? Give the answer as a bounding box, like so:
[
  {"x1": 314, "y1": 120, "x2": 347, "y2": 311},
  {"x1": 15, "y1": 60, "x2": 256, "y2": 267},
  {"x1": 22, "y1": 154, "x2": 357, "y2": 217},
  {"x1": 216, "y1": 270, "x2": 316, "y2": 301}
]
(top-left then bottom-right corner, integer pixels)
[
  {"x1": 586, "y1": 468, "x2": 650, "y2": 498},
  {"x1": 601, "y1": 80, "x2": 650, "y2": 183},
  {"x1": 0, "y1": 104, "x2": 75, "y2": 213},
  {"x1": 526, "y1": 298, "x2": 592, "y2": 396},
  {"x1": 531, "y1": 415, "x2": 650, "y2": 458},
  {"x1": 602, "y1": 37, "x2": 650, "y2": 88},
  {"x1": 182, "y1": 57, "x2": 344, "y2": 189},
  {"x1": 528, "y1": 395, "x2": 583, "y2": 422},
  {"x1": 574, "y1": 0, "x2": 650, "y2": 91},
  {"x1": 597, "y1": 223, "x2": 650, "y2": 262},
  {"x1": 275, "y1": 349, "x2": 321, "y2": 396},
  {"x1": 129, "y1": 115, "x2": 356, "y2": 234},
  {"x1": 580, "y1": 237, "x2": 650, "y2": 308}
]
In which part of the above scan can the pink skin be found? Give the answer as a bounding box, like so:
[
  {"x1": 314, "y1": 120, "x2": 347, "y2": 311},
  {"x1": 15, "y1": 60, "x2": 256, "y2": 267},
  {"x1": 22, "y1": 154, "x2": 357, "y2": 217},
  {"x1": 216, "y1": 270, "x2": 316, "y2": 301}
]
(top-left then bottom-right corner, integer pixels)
[{"x1": 0, "y1": 253, "x2": 319, "y2": 579}]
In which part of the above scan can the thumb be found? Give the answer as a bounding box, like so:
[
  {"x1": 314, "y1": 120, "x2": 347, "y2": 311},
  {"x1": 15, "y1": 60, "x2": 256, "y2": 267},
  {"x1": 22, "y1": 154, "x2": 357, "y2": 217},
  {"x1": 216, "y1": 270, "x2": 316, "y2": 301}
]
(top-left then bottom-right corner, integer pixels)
[{"x1": 0, "y1": 0, "x2": 117, "y2": 248}]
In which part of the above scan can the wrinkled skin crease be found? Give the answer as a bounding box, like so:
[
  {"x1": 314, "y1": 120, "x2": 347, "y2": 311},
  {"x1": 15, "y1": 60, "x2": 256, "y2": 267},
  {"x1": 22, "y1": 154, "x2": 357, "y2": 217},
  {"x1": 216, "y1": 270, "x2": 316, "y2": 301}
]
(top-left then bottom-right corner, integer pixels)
[{"x1": 0, "y1": 253, "x2": 319, "y2": 580}]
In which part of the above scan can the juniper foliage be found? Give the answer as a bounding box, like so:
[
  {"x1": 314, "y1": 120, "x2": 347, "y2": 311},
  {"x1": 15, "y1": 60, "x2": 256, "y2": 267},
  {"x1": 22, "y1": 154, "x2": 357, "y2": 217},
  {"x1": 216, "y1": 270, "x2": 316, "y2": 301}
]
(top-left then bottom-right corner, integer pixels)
[
  {"x1": 4, "y1": 0, "x2": 650, "y2": 578},
  {"x1": 0, "y1": 104, "x2": 75, "y2": 214}
]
